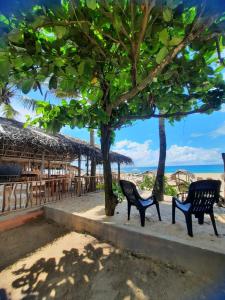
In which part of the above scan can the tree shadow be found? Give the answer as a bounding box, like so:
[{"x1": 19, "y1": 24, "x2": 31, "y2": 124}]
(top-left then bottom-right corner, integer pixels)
[
  {"x1": 11, "y1": 243, "x2": 113, "y2": 300},
  {"x1": 6, "y1": 241, "x2": 223, "y2": 300}
]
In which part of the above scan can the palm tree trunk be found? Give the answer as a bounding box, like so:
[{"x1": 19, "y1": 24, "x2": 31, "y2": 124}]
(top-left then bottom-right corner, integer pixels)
[{"x1": 153, "y1": 117, "x2": 166, "y2": 201}]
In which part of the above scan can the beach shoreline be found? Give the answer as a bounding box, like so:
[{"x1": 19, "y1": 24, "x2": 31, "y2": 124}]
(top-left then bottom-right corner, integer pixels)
[
  {"x1": 120, "y1": 171, "x2": 225, "y2": 196},
  {"x1": 119, "y1": 164, "x2": 224, "y2": 174}
]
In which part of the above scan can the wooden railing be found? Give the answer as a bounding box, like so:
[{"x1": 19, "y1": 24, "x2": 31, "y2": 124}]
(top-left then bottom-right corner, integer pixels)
[{"x1": 0, "y1": 175, "x2": 104, "y2": 214}]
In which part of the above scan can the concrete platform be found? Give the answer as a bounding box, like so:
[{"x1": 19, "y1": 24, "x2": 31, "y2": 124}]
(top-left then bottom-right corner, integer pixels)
[{"x1": 44, "y1": 191, "x2": 225, "y2": 278}]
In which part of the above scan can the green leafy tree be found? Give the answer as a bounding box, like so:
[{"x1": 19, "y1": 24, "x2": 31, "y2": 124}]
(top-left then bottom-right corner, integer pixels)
[{"x1": 1, "y1": 0, "x2": 225, "y2": 215}]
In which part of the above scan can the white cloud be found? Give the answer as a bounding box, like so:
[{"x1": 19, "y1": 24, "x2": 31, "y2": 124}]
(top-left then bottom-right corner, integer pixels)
[
  {"x1": 113, "y1": 139, "x2": 158, "y2": 166},
  {"x1": 113, "y1": 139, "x2": 221, "y2": 166},
  {"x1": 211, "y1": 121, "x2": 225, "y2": 137},
  {"x1": 190, "y1": 132, "x2": 205, "y2": 138}
]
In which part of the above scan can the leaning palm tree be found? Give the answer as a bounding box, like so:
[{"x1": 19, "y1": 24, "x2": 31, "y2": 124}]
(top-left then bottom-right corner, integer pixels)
[{"x1": 0, "y1": 83, "x2": 37, "y2": 119}]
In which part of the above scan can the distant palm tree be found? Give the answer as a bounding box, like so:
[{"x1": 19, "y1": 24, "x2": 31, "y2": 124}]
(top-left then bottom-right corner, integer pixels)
[
  {"x1": 0, "y1": 83, "x2": 37, "y2": 119},
  {"x1": 153, "y1": 117, "x2": 166, "y2": 201}
]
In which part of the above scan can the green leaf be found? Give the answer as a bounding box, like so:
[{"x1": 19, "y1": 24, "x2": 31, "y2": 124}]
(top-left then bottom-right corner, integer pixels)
[
  {"x1": 55, "y1": 26, "x2": 67, "y2": 39},
  {"x1": 182, "y1": 7, "x2": 196, "y2": 25},
  {"x1": 86, "y1": 0, "x2": 96, "y2": 10},
  {"x1": 78, "y1": 61, "x2": 85, "y2": 75},
  {"x1": 49, "y1": 75, "x2": 58, "y2": 89},
  {"x1": 55, "y1": 57, "x2": 66, "y2": 67},
  {"x1": 215, "y1": 65, "x2": 224, "y2": 73},
  {"x1": 65, "y1": 65, "x2": 77, "y2": 76},
  {"x1": 113, "y1": 14, "x2": 122, "y2": 32},
  {"x1": 60, "y1": 78, "x2": 74, "y2": 91},
  {"x1": 23, "y1": 55, "x2": 33, "y2": 67},
  {"x1": 159, "y1": 29, "x2": 169, "y2": 45},
  {"x1": 0, "y1": 58, "x2": 9, "y2": 80},
  {"x1": 169, "y1": 36, "x2": 183, "y2": 46},
  {"x1": 8, "y1": 29, "x2": 24, "y2": 44},
  {"x1": 21, "y1": 79, "x2": 34, "y2": 94},
  {"x1": 156, "y1": 46, "x2": 169, "y2": 64},
  {"x1": 12, "y1": 57, "x2": 24, "y2": 69},
  {"x1": 163, "y1": 7, "x2": 173, "y2": 22}
]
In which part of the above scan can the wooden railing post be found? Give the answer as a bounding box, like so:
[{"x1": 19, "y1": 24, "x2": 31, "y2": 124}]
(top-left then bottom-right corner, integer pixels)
[
  {"x1": 0, "y1": 175, "x2": 105, "y2": 215},
  {"x1": 86, "y1": 156, "x2": 89, "y2": 176},
  {"x1": 78, "y1": 155, "x2": 81, "y2": 177}
]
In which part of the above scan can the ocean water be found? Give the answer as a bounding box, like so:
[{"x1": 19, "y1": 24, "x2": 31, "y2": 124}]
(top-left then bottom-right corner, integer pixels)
[{"x1": 120, "y1": 164, "x2": 224, "y2": 174}]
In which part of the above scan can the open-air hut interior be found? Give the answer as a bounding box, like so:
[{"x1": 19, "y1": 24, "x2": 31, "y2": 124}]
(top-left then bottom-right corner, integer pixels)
[{"x1": 0, "y1": 117, "x2": 132, "y2": 182}]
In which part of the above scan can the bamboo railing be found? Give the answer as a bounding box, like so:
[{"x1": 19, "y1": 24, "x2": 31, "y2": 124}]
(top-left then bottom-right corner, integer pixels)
[{"x1": 0, "y1": 175, "x2": 104, "y2": 214}]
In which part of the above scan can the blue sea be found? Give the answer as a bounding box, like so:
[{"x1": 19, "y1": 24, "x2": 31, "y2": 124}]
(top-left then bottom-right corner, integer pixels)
[{"x1": 120, "y1": 164, "x2": 224, "y2": 174}]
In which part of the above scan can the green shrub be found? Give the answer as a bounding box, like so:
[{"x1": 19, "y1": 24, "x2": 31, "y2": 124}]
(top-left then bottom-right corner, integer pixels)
[
  {"x1": 112, "y1": 181, "x2": 124, "y2": 203},
  {"x1": 96, "y1": 181, "x2": 125, "y2": 202},
  {"x1": 96, "y1": 182, "x2": 104, "y2": 190},
  {"x1": 138, "y1": 174, "x2": 155, "y2": 190},
  {"x1": 164, "y1": 177, "x2": 177, "y2": 196},
  {"x1": 138, "y1": 174, "x2": 177, "y2": 196}
]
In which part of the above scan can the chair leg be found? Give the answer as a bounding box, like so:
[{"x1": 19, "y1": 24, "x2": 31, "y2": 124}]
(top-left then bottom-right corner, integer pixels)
[
  {"x1": 172, "y1": 199, "x2": 176, "y2": 224},
  {"x1": 210, "y1": 213, "x2": 218, "y2": 236},
  {"x1": 127, "y1": 202, "x2": 131, "y2": 220},
  {"x1": 155, "y1": 202, "x2": 162, "y2": 221},
  {"x1": 185, "y1": 213, "x2": 193, "y2": 237},
  {"x1": 197, "y1": 213, "x2": 204, "y2": 225},
  {"x1": 139, "y1": 209, "x2": 145, "y2": 227}
]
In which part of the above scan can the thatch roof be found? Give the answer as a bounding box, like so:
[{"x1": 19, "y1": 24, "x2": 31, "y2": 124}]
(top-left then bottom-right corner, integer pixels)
[
  {"x1": 65, "y1": 135, "x2": 132, "y2": 165},
  {"x1": 0, "y1": 117, "x2": 132, "y2": 165}
]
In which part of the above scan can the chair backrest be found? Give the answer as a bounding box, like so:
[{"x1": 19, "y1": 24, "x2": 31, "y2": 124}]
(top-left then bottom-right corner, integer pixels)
[
  {"x1": 187, "y1": 180, "x2": 221, "y2": 213},
  {"x1": 119, "y1": 180, "x2": 140, "y2": 205}
]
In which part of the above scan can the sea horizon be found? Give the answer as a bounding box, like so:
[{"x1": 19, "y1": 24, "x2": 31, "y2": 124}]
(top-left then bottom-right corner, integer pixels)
[{"x1": 120, "y1": 164, "x2": 224, "y2": 174}]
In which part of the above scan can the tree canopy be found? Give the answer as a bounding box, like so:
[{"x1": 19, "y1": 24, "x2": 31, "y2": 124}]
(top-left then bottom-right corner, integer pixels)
[
  {"x1": 1, "y1": 0, "x2": 225, "y2": 215},
  {"x1": 0, "y1": 1, "x2": 225, "y2": 129}
]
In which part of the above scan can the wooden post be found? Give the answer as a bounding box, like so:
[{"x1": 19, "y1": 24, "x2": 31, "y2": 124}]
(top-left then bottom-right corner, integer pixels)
[
  {"x1": 90, "y1": 130, "x2": 96, "y2": 191},
  {"x1": 222, "y1": 153, "x2": 225, "y2": 198},
  {"x1": 41, "y1": 153, "x2": 45, "y2": 177},
  {"x1": 78, "y1": 155, "x2": 81, "y2": 177},
  {"x1": 86, "y1": 156, "x2": 89, "y2": 176},
  {"x1": 117, "y1": 162, "x2": 120, "y2": 182},
  {"x1": 48, "y1": 161, "x2": 50, "y2": 178}
]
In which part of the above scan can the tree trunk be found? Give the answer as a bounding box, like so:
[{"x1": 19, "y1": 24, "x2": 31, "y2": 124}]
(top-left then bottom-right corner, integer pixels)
[
  {"x1": 153, "y1": 117, "x2": 166, "y2": 201},
  {"x1": 90, "y1": 129, "x2": 96, "y2": 191},
  {"x1": 222, "y1": 153, "x2": 225, "y2": 199},
  {"x1": 101, "y1": 124, "x2": 118, "y2": 216}
]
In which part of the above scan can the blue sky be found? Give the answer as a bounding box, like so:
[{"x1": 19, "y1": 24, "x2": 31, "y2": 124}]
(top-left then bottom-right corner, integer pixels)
[{"x1": 9, "y1": 88, "x2": 225, "y2": 167}]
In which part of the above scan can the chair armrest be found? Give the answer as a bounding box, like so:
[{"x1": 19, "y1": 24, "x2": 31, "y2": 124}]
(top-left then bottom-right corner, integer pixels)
[
  {"x1": 172, "y1": 196, "x2": 191, "y2": 211},
  {"x1": 172, "y1": 196, "x2": 183, "y2": 205}
]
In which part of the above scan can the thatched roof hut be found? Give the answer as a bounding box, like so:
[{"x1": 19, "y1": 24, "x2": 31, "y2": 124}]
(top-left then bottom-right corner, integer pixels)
[
  {"x1": 0, "y1": 117, "x2": 132, "y2": 165},
  {"x1": 65, "y1": 135, "x2": 132, "y2": 165}
]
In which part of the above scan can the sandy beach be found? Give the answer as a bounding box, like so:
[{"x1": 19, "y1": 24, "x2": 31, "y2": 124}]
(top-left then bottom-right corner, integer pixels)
[{"x1": 121, "y1": 172, "x2": 225, "y2": 196}]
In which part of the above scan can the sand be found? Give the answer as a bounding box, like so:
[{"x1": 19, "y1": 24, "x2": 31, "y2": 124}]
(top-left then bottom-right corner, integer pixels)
[
  {"x1": 45, "y1": 190, "x2": 225, "y2": 255},
  {"x1": 122, "y1": 172, "x2": 225, "y2": 194},
  {"x1": 0, "y1": 217, "x2": 220, "y2": 300}
]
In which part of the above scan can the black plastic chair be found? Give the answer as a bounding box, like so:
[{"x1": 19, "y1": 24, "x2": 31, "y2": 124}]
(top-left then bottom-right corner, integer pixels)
[
  {"x1": 120, "y1": 180, "x2": 161, "y2": 226},
  {"x1": 172, "y1": 180, "x2": 221, "y2": 237}
]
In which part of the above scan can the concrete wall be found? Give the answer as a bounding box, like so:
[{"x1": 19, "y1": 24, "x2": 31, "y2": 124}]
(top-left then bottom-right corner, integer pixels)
[
  {"x1": 0, "y1": 208, "x2": 43, "y2": 232},
  {"x1": 44, "y1": 206, "x2": 225, "y2": 279}
]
